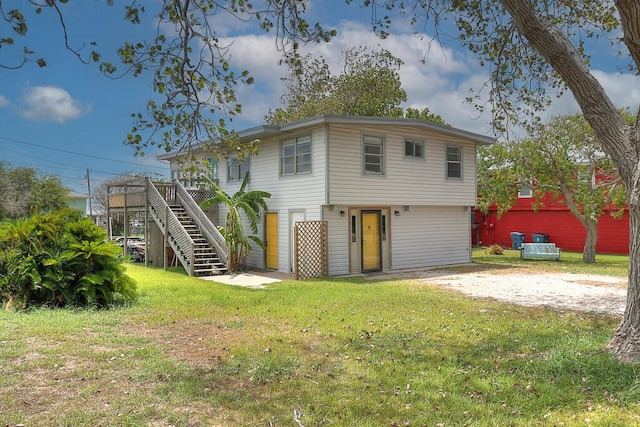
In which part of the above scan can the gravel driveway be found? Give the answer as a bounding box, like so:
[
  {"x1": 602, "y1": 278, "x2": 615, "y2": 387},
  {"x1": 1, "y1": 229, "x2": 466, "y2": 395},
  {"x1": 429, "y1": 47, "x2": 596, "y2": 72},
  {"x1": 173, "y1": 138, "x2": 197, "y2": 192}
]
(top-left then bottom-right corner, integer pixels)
[{"x1": 375, "y1": 268, "x2": 628, "y2": 316}]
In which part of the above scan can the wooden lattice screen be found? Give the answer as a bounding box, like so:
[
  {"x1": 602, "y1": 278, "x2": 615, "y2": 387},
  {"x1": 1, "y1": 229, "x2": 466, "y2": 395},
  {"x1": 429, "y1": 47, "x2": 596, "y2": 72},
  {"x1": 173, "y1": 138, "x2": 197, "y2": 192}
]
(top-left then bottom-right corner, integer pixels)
[{"x1": 294, "y1": 220, "x2": 328, "y2": 280}]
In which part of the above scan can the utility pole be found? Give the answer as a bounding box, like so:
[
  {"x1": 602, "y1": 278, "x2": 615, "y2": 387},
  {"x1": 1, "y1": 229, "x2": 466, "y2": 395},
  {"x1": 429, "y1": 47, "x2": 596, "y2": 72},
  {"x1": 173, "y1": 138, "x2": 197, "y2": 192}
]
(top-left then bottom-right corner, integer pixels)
[{"x1": 86, "y1": 168, "x2": 93, "y2": 218}]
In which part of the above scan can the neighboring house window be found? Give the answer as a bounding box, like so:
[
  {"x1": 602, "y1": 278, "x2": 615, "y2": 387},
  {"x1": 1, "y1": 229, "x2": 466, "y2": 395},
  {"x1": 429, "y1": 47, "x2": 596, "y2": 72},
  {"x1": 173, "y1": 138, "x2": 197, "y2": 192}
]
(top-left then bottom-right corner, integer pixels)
[
  {"x1": 518, "y1": 180, "x2": 532, "y2": 198},
  {"x1": 227, "y1": 156, "x2": 250, "y2": 181},
  {"x1": 577, "y1": 166, "x2": 595, "y2": 187},
  {"x1": 363, "y1": 134, "x2": 385, "y2": 175},
  {"x1": 405, "y1": 139, "x2": 424, "y2": 158},
  {"x1": 281, "y1": 135, "x2": 312, "y2": 175},
  {"x1": 446, "y1": 145, "x2": 462, "y2": 179}
]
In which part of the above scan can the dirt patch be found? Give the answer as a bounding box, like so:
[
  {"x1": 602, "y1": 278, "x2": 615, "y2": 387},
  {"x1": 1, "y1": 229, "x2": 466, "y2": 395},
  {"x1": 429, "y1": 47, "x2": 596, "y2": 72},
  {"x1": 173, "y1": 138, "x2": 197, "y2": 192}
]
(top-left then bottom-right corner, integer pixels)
[{"x1": 411, "y1": 268, "x2": 628, "y2": 316}]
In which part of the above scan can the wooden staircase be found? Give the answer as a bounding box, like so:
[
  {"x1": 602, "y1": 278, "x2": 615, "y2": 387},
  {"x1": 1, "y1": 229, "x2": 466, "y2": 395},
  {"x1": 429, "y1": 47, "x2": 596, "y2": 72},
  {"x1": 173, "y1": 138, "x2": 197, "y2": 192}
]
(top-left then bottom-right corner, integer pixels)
[
  {"x1": 145, "y1": 178, "x2": 228, "y2": 277},
  {"x1": 170, "y1": 205, "x2": 227, "y2": 276}
]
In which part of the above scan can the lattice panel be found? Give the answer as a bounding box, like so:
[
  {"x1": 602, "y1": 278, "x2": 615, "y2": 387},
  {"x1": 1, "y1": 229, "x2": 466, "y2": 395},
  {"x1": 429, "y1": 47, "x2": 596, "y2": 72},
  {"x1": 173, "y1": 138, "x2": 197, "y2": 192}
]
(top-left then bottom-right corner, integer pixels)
[{"x1": 294, "y1": 221, "x2": 328, "y2": 280}]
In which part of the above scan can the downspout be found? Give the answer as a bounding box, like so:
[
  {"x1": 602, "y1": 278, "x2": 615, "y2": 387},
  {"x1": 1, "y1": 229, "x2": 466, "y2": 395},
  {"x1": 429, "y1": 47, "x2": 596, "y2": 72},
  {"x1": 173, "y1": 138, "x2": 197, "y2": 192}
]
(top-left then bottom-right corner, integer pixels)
[{"x1": 324, "y1": 123, "x2": 330, "y2": 209}]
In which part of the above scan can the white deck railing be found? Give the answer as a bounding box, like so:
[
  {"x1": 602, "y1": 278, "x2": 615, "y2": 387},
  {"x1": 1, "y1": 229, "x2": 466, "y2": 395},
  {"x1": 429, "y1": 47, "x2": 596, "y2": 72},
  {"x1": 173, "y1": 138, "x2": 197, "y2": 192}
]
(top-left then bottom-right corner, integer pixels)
[{"x1": 146, "y1": 178, "x2": 195, "y2": 276}]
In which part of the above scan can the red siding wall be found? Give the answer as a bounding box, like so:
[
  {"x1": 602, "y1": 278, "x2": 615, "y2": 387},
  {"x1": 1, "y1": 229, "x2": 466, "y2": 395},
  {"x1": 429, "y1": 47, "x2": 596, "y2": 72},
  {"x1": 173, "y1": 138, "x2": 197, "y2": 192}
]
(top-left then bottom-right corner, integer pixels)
[{"x1": 473, "y1": 199, "x2": 629, "y2": 254}]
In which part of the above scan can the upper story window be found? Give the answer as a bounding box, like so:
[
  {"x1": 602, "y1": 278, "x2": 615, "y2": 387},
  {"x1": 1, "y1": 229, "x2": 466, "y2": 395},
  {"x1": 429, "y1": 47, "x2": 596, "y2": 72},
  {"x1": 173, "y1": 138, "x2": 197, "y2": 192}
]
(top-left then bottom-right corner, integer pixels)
[
  {"x1": 207, "y1": 158, "x2": 218, "y2": 181},
  {"x1": 363, "y1": 134, "x2": 385, "y2": 175},
  {"x1": 227, "y1": 156, "x2": 250, "y2": 181},
  {"x1": 404, "y1": 139, "x2": 424, "y2": 158},
  {"x1": 446, "y1": 145, "x2": 462, "y2": 179},
  {"x1": 281, "y1": 135, "x2": 312, "y2": 175}
]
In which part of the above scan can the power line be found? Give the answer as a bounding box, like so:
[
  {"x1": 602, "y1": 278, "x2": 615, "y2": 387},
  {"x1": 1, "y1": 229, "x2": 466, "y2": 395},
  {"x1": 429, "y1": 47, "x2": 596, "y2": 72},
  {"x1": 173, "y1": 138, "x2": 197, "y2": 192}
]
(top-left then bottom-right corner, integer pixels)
[
  {"x1": 0, "y1": 135, "x2": 167, "y2": 170},
  {"x1": 4, "y1": 158, "x2": 145, "y2": 179}
]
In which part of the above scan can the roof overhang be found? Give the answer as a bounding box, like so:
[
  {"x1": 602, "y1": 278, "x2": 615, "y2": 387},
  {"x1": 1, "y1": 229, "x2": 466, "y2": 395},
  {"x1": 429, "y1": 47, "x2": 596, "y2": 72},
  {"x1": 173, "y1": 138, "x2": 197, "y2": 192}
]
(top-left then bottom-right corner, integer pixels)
[{"x1": 157, "y1": 115, "x2": 496, "y2": 161}]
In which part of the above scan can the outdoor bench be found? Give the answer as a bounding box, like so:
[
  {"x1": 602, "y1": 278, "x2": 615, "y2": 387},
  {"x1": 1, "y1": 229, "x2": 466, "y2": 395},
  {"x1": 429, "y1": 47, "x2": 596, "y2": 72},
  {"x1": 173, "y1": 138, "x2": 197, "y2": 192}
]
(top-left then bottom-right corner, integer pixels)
[{"x1": 520, "y1": 243, "x2": 561, "y2": 261}]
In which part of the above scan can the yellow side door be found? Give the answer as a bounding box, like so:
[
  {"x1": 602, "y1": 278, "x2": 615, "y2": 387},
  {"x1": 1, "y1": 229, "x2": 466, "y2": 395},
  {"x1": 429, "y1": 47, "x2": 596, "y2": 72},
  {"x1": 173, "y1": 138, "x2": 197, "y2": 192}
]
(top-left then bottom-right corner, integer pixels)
[
  {"x1": 265, "y1": 212, "x2": 278, "y2": 269},
  {"x1": 361, "y1": 211, "x2": 381, "y2": 272}
]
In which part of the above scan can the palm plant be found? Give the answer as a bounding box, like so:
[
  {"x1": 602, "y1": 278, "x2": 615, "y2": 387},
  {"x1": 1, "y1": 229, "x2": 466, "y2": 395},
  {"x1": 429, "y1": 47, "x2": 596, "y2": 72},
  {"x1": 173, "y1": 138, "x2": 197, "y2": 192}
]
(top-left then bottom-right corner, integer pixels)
[{"x1": 201, "y1": 172, "x2": 271, "y2": 272}]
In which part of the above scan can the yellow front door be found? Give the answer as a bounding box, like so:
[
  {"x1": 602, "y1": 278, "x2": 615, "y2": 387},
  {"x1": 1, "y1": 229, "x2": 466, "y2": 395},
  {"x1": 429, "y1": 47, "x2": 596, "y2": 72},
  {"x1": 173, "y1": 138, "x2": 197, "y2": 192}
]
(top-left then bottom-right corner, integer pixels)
[
  {"x1": 361, "y1": 211, "x2": 381, "y2": 272},
  {"x1": 265, "y1": 212, "x2": 278, "y2": 269}
]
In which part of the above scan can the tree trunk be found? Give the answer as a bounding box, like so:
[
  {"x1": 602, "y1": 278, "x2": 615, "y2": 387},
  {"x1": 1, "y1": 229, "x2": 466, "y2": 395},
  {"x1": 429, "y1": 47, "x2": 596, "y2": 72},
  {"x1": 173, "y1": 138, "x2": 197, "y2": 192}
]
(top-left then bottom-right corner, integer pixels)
[
  {"x1": 500, "y1": 0, "x2": 640, "y2": 361},
  {"x1": 607, "y1": 202, "x2": 640, "y2": 363},
  {"x1": 582, "y1": 219, "x2": 598, "y2": 263}
]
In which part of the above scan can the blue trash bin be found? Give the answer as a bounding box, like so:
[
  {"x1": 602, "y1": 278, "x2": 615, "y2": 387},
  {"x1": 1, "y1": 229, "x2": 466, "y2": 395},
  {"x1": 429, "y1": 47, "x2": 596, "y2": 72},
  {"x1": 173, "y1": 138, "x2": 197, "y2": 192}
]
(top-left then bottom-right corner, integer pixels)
[
  {"x1": 532, "y1": 233, "x2": 549, "y2": 243},
  {"x1": 510, "y1": 232, "x2": 525, "y2": 249}
]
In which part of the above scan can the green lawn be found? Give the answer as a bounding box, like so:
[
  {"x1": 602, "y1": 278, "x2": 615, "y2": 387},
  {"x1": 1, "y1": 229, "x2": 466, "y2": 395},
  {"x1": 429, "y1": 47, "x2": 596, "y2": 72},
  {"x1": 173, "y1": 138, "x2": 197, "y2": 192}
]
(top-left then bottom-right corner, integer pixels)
[
  {"x1": 471, "y1": 248, "x2": 629, "y2": 277},
  {"x1": 1, "y1": 255, "x2": 638, "y2": 426}
]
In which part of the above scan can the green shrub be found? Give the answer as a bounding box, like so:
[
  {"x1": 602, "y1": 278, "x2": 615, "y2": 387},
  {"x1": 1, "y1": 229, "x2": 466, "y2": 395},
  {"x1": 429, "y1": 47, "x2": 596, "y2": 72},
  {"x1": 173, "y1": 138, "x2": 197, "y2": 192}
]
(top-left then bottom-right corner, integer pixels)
[{"x1": 0, "y1": 209, "x2": 137, "y2": 309}]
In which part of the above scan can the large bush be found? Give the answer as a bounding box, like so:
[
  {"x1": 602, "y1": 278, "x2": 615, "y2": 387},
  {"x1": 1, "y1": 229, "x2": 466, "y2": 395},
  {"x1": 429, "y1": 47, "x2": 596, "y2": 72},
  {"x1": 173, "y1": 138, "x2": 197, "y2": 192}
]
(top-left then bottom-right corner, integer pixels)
[{"x1": 0, "y1": 209, "x2": 137, "y2": 309}]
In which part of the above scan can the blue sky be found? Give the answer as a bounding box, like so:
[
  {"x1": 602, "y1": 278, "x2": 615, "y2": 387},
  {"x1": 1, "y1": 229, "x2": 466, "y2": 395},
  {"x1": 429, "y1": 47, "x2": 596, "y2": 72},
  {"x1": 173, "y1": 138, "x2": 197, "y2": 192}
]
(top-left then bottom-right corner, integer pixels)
[{"x1": 1, "y1": 1, "x2": 639, "y2": 195}]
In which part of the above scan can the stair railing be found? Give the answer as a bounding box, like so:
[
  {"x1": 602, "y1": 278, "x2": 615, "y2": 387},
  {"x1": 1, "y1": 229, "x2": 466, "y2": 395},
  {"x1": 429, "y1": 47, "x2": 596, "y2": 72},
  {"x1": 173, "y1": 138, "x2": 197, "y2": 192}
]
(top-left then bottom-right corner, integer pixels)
[
  {"x1": 146, "y1": 178, "x2": 196, "y2": 276},
  {"x1": 174, "y1": 179, "x2": 229, "y2": 269}
]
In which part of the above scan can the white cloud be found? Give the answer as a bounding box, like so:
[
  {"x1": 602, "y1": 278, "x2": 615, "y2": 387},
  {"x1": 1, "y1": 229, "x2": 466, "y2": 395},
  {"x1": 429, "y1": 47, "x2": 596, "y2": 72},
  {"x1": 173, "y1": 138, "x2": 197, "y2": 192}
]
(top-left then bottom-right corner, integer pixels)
[
  {"x1": 213, "y1": 18, "x2": 640, "y2": 138},
  {"x1": 221, "y1": 19, "x2": 493, "y2": 133},
  {"x1": 20, "y1": 86, "x2": 88, "y2": 123},
  {"x1": 0, "y1": 94, "x2": 9, "y2": 107},
  {"x1": 593, "y1": 70, "x2": 640, "y2": 111}
]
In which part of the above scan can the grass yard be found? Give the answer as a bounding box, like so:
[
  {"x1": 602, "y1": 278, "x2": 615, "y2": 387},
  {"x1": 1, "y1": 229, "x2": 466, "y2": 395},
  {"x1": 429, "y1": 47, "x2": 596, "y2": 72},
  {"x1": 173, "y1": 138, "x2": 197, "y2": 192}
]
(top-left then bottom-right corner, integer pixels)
[
  {"x1": 471, "y1": 248, "x2": 629, "y2": 277},
  {"x1": 1, "y1": 253, "x2": 638, "y2": 426}
]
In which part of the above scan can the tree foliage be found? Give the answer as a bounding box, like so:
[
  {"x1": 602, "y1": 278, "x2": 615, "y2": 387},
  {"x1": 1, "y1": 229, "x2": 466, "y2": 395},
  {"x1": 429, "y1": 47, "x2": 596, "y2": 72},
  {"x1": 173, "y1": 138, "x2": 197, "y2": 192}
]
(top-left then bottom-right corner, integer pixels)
[
  {"x1": 0, "y1": 209, "x2": 138, "y2": 310},
  {"x1": 478, "y1": 113, "x2": 627, "y2": 263},
  {"x1": 201, "y1": 172, "x2": 270, "y2": 273},
  {"x1": 0, "y1": 0, "x2": 336, "y2": 157},
  {"x1": 402, "y1": 107, "x2": 448, "y2": 126},
  {"x1": 265, "y1": 46, "x2": 407, "y2": 124},
  {"x1": 0, "y1": 162, "x2": 69, "y2": 221}
]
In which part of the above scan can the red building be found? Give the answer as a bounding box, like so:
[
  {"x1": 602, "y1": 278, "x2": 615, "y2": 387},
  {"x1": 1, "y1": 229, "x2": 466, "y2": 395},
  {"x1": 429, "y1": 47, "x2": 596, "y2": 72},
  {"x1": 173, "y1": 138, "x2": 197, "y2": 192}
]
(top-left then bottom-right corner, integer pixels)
[{"x1": 473, "y1": 193, "x2": 630, "y2": 255}]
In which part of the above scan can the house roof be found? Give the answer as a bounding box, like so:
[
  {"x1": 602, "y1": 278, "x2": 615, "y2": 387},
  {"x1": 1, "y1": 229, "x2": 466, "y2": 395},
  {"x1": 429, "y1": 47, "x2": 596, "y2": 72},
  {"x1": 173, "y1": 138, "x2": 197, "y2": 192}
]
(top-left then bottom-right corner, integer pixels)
[
  {"x1": 67, "y1": 191, "x2": 90, "y2": 199},
  {"x1": 157, "y1": 115, "x2": 496, "y2": 160}
]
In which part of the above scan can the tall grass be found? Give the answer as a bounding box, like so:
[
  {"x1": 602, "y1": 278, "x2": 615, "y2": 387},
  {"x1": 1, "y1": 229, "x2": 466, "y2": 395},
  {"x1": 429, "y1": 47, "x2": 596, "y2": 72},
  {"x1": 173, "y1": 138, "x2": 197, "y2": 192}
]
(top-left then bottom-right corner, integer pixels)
[{"x1": 1, "y1": 264, "x2": 638, "y2": 426}]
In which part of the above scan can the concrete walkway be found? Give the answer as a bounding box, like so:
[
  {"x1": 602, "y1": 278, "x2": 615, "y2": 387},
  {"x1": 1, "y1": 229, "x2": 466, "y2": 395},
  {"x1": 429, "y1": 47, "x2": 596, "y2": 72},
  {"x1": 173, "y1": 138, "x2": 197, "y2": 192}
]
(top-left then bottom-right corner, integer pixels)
[{"x1": 199, "y1": 270, "x2": 293, "y2": 289}]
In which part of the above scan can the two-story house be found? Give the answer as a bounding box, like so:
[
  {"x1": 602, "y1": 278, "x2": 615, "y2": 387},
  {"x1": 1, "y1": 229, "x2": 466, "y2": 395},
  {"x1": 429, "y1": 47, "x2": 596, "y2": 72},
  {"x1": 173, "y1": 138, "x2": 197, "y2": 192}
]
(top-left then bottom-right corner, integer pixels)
[{"x1": 158, "y1": 115, "x2": 495, "y2": 276}]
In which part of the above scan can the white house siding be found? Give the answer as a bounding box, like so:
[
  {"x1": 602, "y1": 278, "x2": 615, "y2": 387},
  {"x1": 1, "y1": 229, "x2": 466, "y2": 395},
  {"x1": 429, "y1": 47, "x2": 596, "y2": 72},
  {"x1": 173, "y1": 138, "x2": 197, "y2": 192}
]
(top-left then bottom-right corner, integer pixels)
[
  {"x1": 390, "y1": 205, "x2": 471, "y2": 269},
  {"x1": 327, "y1": 124, "x2": 477, "y2": 207},
  {"x1": 161, "y1": 116, "x2": 492, "y2": 276},
  {"x1": 323, "y1": 206, "x2": 351, "y2": 276},
  {"x1": 219, "y1": 125, "x2": 328, "y2": 272}
]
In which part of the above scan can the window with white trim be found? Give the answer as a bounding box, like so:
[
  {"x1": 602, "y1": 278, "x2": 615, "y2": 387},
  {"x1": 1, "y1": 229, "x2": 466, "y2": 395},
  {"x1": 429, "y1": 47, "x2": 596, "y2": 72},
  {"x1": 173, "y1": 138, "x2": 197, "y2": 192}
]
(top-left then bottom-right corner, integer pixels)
[
  {"x1": 227, "y1": 156, "x2": 250, "y2": 181},
  {"x1": 518, "y1": 180, "x2": 532, "y2": 198},
  {"x1": 207, "y1": 158, "x2": 218, "y2": 181},
  {"x1": 281, "y1": 135, "x2": 312, "y2": 175},
  {"x1": 404, "y1": 139, "x2": 424, "y2": 158},
  {"x1": 363, "y1": 134, "x2": 385, "y2": 175},
  {"x1": 446, "y1": 145, "x2": 462, "y2": 179}
]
